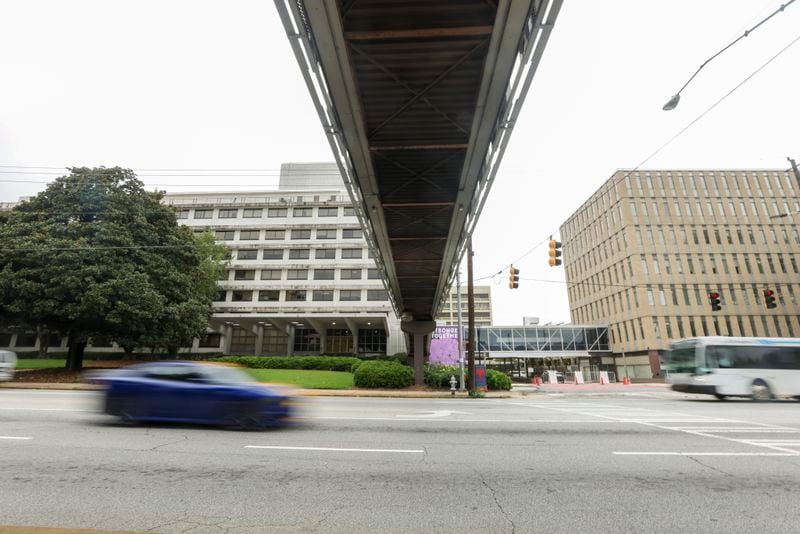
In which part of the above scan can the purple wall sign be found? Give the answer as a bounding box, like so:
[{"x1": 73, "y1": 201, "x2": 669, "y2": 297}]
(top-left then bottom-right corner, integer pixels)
[{"x1": 429, "y1": 326, "x2": 462, "y2": 366}]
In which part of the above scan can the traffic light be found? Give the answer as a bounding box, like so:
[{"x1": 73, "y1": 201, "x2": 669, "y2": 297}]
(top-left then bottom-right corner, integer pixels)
[
  {"x1": 508, "y1": 265, "x2": 520, "y2": 289},
  {"x1": 548, "y1": 240, "x2": 562, "y2": 267},
  {"x1": 763, "y1": 288, "x2": 777, "y2": 309},
  {"x1": 708, "y1": 291, "x2": 722, "y2": 312}
]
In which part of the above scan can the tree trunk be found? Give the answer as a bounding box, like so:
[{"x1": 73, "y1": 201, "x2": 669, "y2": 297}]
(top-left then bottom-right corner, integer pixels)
[
  {"x1": 122, "y1": 345, "x2": 136, "y2": 360},
  {"x1": 66, "y1": 334, "x2": 87, "y2": 372},
  {"x1": 37, "y1": 328, "x2": 50, "y2": 359},
  {"x1": 167, "y1": 345, "x2": 179, "y2": 358}
]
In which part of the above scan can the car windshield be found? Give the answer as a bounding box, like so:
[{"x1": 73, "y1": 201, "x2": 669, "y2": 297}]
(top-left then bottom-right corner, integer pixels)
[
  {"x1": 199, "y1": 365, "x2": 256, "y2": 384},
  {"x1": 668, "y1": 347, "x2": 697, "y2": 374}
]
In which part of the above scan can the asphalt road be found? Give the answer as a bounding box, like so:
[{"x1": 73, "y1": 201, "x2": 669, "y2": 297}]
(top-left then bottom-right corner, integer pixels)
[{"x1": 2, "y1": 388, "x2": 800, "y2": 533}]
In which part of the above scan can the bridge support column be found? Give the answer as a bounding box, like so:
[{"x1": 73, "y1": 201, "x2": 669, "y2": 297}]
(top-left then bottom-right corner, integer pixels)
[{"x1": 401, "y1": 321, "x2": 436, "y2": 386}]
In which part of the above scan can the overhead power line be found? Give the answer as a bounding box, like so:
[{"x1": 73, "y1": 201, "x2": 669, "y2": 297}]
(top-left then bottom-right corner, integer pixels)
[{"x1": 476, "y1": 29, "x2": 800, "y2": 280}]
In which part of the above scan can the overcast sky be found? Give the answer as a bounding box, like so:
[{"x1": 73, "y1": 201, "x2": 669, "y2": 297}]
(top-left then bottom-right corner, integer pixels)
[{"x1": 1, "y1": 0, "x2": 799, "y2": 325}]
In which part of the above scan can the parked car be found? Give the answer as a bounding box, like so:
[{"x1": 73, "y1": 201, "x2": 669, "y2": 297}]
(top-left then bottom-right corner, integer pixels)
[
  {"x1": 0, "y1": 350, "x2": 17, "y2": 382},
  {"x1": 94, "y1": 361, "x2": 295, "y2": 428}
]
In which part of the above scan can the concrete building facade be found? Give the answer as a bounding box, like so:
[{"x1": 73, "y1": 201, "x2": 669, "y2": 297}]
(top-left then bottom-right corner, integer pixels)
[
  {"x1": 434, "y1": 285, "x2": 493, "y2": 328},
  {"x1": 0, "y1": 163, "x2": 405, "y2": 356},
  {"x1": 560, "y1": 169, "x2": 800, "y2": 378},
  {"x1": 166, "y1": 163, "x2": 404, "y2": 356}
]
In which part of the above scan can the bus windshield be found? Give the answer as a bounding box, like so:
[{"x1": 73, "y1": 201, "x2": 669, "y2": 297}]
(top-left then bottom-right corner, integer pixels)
[{"x1": 668, "y1": 346, "x2": 697, "y2": 374}]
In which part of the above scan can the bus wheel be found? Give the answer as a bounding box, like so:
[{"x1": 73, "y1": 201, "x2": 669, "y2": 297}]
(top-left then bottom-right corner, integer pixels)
[
  {"x1": 714, "y1": 394, "x2": 727, "y2": 401},
  {"x1": 751, "y1": 380, "x2": 772, "y2": 402}
]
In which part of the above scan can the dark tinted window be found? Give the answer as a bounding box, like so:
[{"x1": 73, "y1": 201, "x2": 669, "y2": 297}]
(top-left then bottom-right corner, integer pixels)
[{"x1": 707, "y1": 345, "x2": 800, "y2": 370}]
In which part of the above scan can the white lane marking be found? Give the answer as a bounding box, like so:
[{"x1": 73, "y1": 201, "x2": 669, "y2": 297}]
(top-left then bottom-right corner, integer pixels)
[
  {"x1": 396, "y1": 410, "x2": 470, "y2": 418},
  {"x1": 515, "y1": 402, "x2": 800, "y2": 456},
  {"x1": 245, "y1": 445, "x2": 424, "y2": 453},
  {"x1": 613, "y1": 451, "x2": 800, "y2": 457},
  {"x1": 0, "y1": 436, "x2": 33, "y2": 440},
  {"x1": 674, "y1": 429, "x2": 800, "y2": 433},
  {"x1": 305, "y1": 416, "x2": 620, "y2": 423}
]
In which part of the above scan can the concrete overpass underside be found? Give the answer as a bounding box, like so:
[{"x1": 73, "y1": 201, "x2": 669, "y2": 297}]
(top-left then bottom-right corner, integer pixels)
[{"x1": 277, "y1": 0, "x2": 562, "y2": 325}]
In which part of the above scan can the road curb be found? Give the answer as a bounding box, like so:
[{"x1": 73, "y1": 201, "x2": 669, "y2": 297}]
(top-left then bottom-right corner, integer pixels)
[{"x1": 1, "y1": 382, "x2": 517, "y2": 398}]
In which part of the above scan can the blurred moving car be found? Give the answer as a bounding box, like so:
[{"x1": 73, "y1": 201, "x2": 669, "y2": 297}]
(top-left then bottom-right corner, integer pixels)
[
  {"x1": 96, "y1": 361, "x2": 294, "y2": 428},
  {"x1": 0, "y1": 350, "x2": 17, "y2": 381}
]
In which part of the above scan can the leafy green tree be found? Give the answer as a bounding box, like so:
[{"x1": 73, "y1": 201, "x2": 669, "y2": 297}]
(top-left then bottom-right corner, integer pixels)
[{"x1": 0, "y1": 167, "x2": 226, "y2": 370}]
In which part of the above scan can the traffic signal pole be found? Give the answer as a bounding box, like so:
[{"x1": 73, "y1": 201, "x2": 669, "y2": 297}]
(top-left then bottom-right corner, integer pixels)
[{"x1": 467, "y1": 238, "x2": 476, "y2": 393}]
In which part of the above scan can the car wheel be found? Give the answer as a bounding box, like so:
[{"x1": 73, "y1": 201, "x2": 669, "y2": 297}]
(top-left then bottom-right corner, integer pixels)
[
  {"x1": 714, "y1": 393, "x2": 727, "y2": 401},
  {"x1": 118, "y1": 401, "x2": 142, "y2": 424},
  {"x1": 225, "y1": 404, "x2": 259, "y2": 430},
  {"x1": 751, "y1": 380, "x2": 772, "y2": 402}
]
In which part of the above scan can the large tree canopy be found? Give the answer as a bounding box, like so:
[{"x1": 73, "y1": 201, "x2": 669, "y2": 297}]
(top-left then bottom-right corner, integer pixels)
[{"x1": 0, "y1": 167, "x2": 226, "y2": 370}]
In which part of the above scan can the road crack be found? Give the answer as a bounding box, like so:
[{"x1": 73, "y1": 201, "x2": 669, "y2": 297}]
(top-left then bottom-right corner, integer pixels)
[
  {"x1": 480, "y1": 475, "x2": 515, "y2": 534},
  {"x1": 687, "y1": 455, "x2": 733, "y2": 476},
  {"x1": 148, "y1": 434, "x2": 190, "y2": 451}
]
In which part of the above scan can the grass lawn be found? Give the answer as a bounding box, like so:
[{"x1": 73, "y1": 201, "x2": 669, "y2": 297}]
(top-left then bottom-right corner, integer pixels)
[
  {"x1": 246, "y1": 369, "x2": 353, "y2": 390},
  {"x1": 16, "y1": 359, "x2": 67, "y2": 370}
]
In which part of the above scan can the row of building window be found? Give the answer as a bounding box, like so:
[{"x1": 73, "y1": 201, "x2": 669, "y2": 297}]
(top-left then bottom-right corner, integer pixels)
[
  {"x1": 611, "y1": 314, "x2": 798, "y2": 347},
  {"x1": 0, "y1": 327, "x2": 389, "y2": 355},
  {"x1": 215, "y1": 289, "x2": 389, "y2": 303},
  {"x1": 230, "y1": 248, "x2": 372, "y2": 261},
  {"x1": 179, "y1": 206, "x2": 356, "y2": 219},
  {"x1": 628, "y1": 198, "x2": 800, "y2": 224},
  {"x1": 209, "y1": 228, "x2": 363, "y2": 241},
  {"x1": 225, "y1": 267, "x2": 382, "y2": 281},
  {"x1": 226, "y1": 248, "x2": 373, "y2": 262},
  {"x1": 566, "y1": 223, "x2": 799, "y2": 284},
  {"x1": 568, "y1": 250, "x2": 799, "y2": 306},
  {"x1": 571, "y1": 282, "x2": 798, "y2": 325},
  {"x1": 622, "y1": 171, "x2": 795, "y2": 200},
  {"x1": 562, "y1": 172, "x2": 797, "y2": 258}
]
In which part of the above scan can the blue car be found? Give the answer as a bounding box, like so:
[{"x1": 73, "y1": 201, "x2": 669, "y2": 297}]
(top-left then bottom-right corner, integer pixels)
[{"x1": 98, "y1": 361, "x2": 293, "y2": 428}]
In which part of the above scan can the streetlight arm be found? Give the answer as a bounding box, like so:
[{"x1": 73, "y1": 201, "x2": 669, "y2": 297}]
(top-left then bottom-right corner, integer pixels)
[{"x1": 663, "y1": 0, "x2": 796, "y2": 110}]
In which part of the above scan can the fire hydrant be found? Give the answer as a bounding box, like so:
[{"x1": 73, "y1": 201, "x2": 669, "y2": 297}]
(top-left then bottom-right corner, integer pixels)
[{"x1": 450, "y1": 375, "x2": 457, "y2": 396}]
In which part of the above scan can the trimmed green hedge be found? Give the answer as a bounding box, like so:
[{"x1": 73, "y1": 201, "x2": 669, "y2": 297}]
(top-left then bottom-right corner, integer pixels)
[
  {"x1": 424, "y1": 364, "x2": 462, "y2": 388},
  {"x1": 353, "y1": 360, "x2": 413, "y2": 389},
  {"x1": 425, "y1": 364, "x2": 512, "y2": 391},
  {"x1": 486, "y1": 369, "x2": 512, "y2": 391},
  {"x1": 357, "y1": 353, "x2": 408, "y2": 366},
  {"x1": 215, "y1": 355, "x2": 362, "y2": 373}
]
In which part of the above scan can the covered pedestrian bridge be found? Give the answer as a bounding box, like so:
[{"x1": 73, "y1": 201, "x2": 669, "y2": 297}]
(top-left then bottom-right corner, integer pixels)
[{"x1": 276, "y1": 0, "x2": 563, "y2": 381}]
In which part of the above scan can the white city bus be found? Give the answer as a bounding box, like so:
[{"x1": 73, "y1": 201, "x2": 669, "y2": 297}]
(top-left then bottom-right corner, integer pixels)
[{"x1": 668, "y1": 337, "x2": 800, "y2": 401}]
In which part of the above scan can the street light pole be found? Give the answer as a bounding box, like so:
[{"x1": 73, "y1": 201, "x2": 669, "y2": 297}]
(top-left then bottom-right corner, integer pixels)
[
  {"x1": 456, "y1": 269, "x2": 466, "y2": 391},
  {"x1": 789, "y1": 156, "x2": 800, "y2": 189},
  {"x1": 467, "y1": 239, "x2": 476, "y2": 393}
]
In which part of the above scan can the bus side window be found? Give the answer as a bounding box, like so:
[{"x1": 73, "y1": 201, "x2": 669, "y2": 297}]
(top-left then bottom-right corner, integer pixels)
[
  {"x1": 713, "y1": 347, "x2": 734, "y2": 368},
  {"x1": 766, "y1": 348, "x2": 800, "y2": 370},
  {"x1": 705, "y1": 347, "x2": 720, "y2": 368}
]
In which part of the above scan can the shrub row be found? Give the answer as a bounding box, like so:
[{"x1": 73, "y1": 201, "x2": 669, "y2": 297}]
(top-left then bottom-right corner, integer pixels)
[
  {"x1": 486, "y1": 369, "x2": 512, "y2": 391},
  {"x1": 424, "y1": 364, "x2": 463, "y2": 388},
  {"x1": 424, "y1": 364, "x2": 512, "y2": 391},
  {"x1": 358, "y1": 352, "x2": 408, "y2": 366},
  {"x1": 214, "y1": 355, "x2": 362, "y2": 372},
  {"x1": 353, "y1": 360, "x2": 413, "y2": 389}
]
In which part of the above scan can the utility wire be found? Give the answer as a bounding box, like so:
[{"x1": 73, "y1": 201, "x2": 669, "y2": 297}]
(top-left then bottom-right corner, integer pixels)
[
  {"x1": 475, "y1": 29, "x2": 800, "y2": 281},
  {"x1": 0, "y1": 244, "x2": 205, "y2": 252}
]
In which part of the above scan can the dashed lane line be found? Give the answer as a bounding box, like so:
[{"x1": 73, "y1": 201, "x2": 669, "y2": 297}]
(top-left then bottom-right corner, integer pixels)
[
  {"x1": 613, "y1": 451, "x2": 800, "y2": 457},
  {"x1": 245, "y1": 445, "x2": 424, "y2": 453}
]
